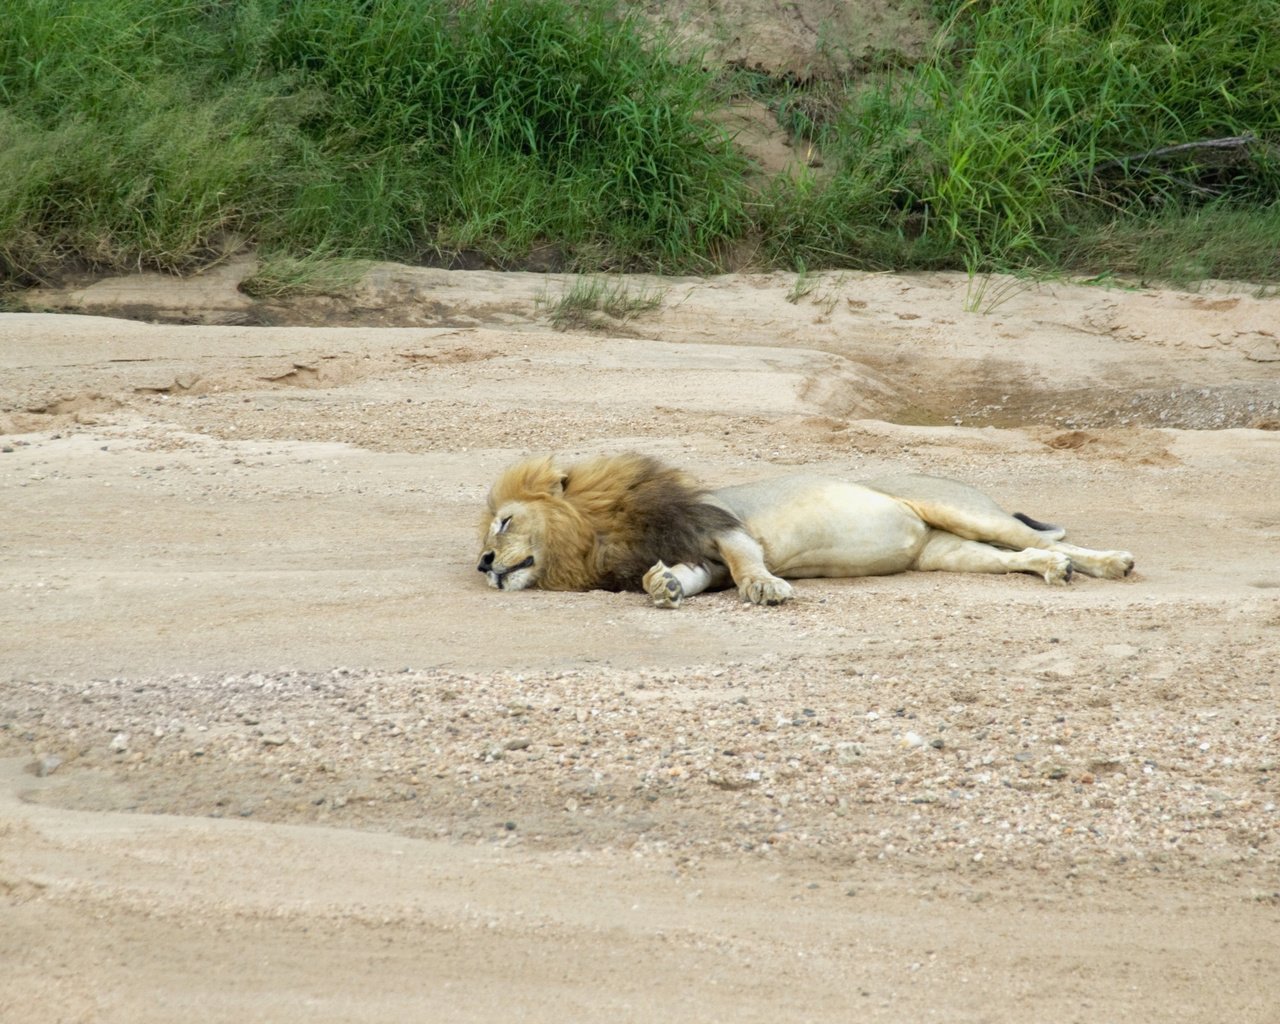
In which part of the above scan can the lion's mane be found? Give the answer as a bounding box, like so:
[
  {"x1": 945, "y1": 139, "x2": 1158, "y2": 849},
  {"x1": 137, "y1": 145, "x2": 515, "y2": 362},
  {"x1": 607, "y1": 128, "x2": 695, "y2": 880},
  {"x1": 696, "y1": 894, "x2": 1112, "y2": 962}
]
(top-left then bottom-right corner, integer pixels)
[{"x1": 486, "y1": 452, "x2": 742, "y2": 592}]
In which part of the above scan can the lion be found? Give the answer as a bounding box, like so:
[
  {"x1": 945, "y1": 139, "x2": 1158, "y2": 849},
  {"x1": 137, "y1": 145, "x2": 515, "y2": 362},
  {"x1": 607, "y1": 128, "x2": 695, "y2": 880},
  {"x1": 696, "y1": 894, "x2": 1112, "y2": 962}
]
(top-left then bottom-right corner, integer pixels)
[{"x1": 476, "y1": 452, "x2": 1135, "y2": 608}]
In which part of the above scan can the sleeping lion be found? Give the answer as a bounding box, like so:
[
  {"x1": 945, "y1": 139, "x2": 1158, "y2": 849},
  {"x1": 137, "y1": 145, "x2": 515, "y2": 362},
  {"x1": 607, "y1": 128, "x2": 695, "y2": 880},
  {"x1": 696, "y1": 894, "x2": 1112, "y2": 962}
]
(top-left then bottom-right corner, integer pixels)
[{"x1": 477, "y1": 452, "x2": 1134, "y2": 608}]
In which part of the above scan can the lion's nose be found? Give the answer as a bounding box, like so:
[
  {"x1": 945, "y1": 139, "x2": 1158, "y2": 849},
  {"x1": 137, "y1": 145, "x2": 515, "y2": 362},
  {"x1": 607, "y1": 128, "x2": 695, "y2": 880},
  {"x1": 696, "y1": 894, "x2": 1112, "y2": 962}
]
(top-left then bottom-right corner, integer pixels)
[{"x1": 477, "y1": 551, "x2": 495, "y2": 572}]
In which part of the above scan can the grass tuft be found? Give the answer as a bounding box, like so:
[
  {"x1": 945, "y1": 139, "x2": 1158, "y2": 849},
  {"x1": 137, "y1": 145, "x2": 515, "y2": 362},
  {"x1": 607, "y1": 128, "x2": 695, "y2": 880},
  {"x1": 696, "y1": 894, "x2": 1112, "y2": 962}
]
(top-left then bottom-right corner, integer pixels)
[{"x1": 541, "y1": 276, "x2": 666, "y2": 331}]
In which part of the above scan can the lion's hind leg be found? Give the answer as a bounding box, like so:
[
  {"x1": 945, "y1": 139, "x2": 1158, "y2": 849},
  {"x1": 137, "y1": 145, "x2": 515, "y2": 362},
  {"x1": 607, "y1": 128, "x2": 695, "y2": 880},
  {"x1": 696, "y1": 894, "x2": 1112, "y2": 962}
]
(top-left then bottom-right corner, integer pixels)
[
  {"x1": 915, "y1": 530, "x2": 1074, "y2": 585},
  {"x1": 905, "y1": 498, "x2": 1134, "y2": 580},
  {"x1": 1049, "y1": 542, "x2": 1135, "y2": 579}
]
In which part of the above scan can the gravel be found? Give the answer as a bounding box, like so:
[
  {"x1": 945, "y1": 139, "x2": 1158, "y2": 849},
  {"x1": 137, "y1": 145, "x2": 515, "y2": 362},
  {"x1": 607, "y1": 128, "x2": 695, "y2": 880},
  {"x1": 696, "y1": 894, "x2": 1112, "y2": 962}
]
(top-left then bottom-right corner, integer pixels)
[{"x1": 5, "y1": 651, "x2": 1276, "y2": 889}]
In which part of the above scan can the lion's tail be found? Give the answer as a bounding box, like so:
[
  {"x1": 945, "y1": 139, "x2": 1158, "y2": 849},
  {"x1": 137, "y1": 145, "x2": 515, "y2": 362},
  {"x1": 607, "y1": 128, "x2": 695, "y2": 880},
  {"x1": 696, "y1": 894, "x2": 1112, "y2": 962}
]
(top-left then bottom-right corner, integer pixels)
[{"x1": 1013, "y1": 512, "x2": 1066, "y2": 541}]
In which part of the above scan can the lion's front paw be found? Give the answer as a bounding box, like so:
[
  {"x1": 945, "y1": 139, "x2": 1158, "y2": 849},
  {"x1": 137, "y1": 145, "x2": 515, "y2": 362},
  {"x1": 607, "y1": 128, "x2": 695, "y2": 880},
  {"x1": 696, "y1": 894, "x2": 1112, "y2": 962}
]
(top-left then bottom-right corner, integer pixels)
[
  {"x1": 643, "y1": 561, "x2": 685, "y2": 609},
  {"x1": 739, "y1": 574, "x2": 794, "y2": 606}
]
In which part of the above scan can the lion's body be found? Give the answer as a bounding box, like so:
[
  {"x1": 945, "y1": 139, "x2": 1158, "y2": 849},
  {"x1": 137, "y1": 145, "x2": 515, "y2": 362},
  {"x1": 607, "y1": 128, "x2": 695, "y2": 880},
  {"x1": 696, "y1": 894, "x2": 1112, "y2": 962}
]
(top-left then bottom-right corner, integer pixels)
[
  {"x1": 477, "y1": 453, "x2": 1135, "y2": 606},
  {"x1": 710, "y1": 476, "x2": 929, "y2": 579}
]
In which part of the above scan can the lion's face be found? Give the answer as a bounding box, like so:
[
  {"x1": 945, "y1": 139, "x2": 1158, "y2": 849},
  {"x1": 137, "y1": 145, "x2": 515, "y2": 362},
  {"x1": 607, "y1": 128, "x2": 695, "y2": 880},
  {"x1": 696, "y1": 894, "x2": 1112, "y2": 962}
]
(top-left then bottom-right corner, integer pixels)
[{"x1": 476, "y1": 500, "x2": 545, "y2": 591}]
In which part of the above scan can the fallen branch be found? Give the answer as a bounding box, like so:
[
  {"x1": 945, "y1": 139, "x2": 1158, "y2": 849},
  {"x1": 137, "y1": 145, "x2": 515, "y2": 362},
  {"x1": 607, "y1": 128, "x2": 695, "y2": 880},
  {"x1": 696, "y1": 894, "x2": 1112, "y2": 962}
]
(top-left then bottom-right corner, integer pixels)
[{"x1": 1089, "y1": 133, "x2": 1258, "y2": 175}]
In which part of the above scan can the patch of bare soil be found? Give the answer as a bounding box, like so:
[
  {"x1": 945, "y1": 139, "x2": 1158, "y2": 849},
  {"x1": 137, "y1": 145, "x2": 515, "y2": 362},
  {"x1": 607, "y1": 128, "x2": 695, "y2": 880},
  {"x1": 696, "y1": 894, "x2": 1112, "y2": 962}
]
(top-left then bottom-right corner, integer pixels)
[
  {"x1": 3, "y1": 259, "x2": 1279, "y2": 1022},
  {"x1": 646, "y1": 0, "x2": 937, "y2": 78}
]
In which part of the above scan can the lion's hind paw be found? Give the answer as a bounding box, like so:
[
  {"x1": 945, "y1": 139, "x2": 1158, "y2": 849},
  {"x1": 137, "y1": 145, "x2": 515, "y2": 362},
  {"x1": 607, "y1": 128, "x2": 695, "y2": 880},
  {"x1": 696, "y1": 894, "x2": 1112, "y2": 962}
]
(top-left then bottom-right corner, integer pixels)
[
  {"x1": 1100, "y1": 550, "x2": 1136, "y2": 579},
  {"x1": 643, "y1": 562, "x2": 685, "y2": 609},
  {"x1": 1043, "y1": 553, "x2": 1074, "y2": 586}
]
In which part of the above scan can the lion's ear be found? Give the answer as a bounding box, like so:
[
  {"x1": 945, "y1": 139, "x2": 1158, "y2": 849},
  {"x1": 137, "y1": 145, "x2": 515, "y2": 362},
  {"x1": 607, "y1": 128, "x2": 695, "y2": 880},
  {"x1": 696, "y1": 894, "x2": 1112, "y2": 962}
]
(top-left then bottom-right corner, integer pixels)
[{"x1": 555, "y1": 473, "x2": 569, "y2": 495}]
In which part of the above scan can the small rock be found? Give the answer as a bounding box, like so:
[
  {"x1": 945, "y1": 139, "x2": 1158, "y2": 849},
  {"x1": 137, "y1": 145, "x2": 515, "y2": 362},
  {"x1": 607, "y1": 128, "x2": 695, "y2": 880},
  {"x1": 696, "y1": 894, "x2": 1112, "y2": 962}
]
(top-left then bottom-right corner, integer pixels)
[
  {"x1": 261, "y1": 734, "x2": 288, "y2": 746},
  {"x1": 503, "y1": 737, "x2": 531, "y2": 751},
  {"x1": 35, "y1": 754, "x2": 63, "y2": 777},
  {"x1": 109, "y1": 732, "x2": 130, "y2": 753},
  {"x1": 706, "y1": 771, "x2": 756, "y2": 791}
]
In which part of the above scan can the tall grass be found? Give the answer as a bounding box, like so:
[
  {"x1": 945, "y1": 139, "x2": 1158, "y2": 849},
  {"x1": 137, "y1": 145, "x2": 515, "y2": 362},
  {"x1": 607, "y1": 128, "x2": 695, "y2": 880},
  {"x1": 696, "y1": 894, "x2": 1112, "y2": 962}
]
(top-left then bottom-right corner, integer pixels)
[
  {"x1": 0, "y1": 0, "x2": 303, "y2": 281},
  {"x1": 763, "y1": 0, "x2": 1280, "y2": 278},
  {"x1": 2, "y1": 0, "x2": 1279, "y2": 286},
  {"x1": 261, "y1": 0, "x2": 751, "y2": 268},
  {"x1": 0, "y1": 0, "x2": 750, "y2": 283}
]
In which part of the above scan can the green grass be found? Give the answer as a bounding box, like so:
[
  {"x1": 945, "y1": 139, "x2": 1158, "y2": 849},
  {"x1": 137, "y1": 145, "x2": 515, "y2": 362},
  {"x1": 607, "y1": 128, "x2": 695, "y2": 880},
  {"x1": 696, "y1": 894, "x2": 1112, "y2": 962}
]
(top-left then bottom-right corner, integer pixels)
[
  {"x1": 0, "y1": 1, "x2": 302, "y2": 281},
  {"x1": 761, "y1": 0, "x2": 1280, "y2": 279},
  {"x1": 785, "y1": 264, "x2": 818, "y2": 304},
  {"x1": 963, "y1": 269, "x2": 1031, "y2": 314},
  {"x1": 0, "y1": 0, "x2": 750, "y2": 283},
  {"x1": 240, "y1": 253, "x2": 372, "y2": 300},
  {"x1": 540, "y1": 275, "x2": 666, "y2": 330},
  {"x1": 2, "y1": 0, "x2": 1279, "y2": 288}
]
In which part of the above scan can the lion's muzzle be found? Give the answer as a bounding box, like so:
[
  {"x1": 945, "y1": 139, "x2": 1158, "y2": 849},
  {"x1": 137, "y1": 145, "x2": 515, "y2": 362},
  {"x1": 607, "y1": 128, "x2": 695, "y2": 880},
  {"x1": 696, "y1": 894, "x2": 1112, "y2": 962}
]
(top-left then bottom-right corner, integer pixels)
[{"x1": 478, "y1": 553, "x2": 535, "y2": 590}]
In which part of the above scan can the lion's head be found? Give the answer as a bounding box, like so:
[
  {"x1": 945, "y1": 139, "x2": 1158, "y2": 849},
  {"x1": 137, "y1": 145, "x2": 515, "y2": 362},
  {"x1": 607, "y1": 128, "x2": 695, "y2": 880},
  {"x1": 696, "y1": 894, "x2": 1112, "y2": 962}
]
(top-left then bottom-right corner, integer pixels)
[
  {"x1": 476, "y1": 456, "x2": 593, "y2": 592},
  {"x1": 478, "y1": 452, "x2": 743, "y2": 594}
]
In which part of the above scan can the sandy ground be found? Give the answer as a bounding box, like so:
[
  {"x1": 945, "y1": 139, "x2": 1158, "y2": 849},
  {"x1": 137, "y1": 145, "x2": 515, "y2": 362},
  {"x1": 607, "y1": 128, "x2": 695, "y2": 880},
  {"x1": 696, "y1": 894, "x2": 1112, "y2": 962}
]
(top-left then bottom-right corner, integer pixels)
[{"x1": 2, "y1": 264, "x2": 1279, "y2": 1022}]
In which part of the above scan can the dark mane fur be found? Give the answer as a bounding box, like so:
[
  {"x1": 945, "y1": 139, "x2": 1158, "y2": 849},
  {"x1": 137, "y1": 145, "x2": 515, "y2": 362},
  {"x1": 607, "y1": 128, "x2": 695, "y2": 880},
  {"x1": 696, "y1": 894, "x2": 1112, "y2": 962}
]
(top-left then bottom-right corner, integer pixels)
[{"x1": 572, "y1": 455, "x2": 741, "y2": 591}]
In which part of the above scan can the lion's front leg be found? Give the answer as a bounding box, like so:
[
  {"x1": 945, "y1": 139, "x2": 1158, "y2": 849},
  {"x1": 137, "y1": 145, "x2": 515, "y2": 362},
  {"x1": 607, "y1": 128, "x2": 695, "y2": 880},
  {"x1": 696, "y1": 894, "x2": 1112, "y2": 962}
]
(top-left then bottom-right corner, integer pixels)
[
  {"x1": 739, "y1": 574, "x2": 795, "y2": 605},
  {"x1": 714, "y1": 530, "x2": 794, "y2": 606},
  {"x1": 643, "y1": 561, "x2": 717, "y2": 609}
]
